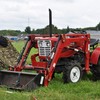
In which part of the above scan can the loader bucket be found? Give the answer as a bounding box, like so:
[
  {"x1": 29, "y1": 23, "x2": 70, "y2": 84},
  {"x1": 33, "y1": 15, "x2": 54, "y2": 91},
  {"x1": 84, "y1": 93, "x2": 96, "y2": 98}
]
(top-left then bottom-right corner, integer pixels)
[{"x1": 0, "y1": 70, "x2": 44, "y2": 91}]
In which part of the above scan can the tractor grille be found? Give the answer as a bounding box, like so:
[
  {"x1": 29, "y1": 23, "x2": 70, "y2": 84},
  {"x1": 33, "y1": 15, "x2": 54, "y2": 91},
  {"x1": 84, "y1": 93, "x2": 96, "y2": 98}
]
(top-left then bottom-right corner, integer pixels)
[{"x1": 38, "y1": 40, "x2": 51, "y2": 56}]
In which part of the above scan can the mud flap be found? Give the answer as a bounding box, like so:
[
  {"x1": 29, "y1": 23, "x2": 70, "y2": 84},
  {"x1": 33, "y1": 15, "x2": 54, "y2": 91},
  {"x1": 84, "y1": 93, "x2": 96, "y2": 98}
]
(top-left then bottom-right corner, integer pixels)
[{"x1": 0, "y1": 70, "x2": 44, "y2": 91}]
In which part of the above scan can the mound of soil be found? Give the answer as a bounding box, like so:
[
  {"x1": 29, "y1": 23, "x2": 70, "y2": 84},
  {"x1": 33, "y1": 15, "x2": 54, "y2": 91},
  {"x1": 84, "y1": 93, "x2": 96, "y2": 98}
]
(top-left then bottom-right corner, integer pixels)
[{"x1": 0, "y1": 37, "x2": 19, "y2": 68}]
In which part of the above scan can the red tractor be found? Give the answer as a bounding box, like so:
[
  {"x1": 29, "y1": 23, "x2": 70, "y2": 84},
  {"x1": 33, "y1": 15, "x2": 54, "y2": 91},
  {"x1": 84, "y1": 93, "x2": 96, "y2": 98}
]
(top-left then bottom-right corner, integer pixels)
[{"x1": 0, "y1": 9, "x2": 100, "y2": 91}]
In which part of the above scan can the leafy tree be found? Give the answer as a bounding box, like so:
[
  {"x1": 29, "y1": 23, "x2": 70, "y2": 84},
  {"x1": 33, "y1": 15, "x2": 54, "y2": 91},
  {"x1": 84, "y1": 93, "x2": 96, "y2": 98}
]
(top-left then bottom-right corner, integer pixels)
[
  {"x1": 96, "y1": 22, "x2": 100, "y2": 30},
  {"x1": 1, "y1": 22, "x2": 100, "y2": 36},
  {"x1": 0, "y1": 30, "x2": 21, "y2": 36},
  {"x1": 34, "y1": 24, "x2": 58, "y2": 34},
  {"x1": 31, "y1": 29, "x2": 35, "y2": 34},
  {"x1": 35, "y1": 29, "x2": 44, "y2": 34},
  {"x1": 25, "y1": 26, "x2": 31, "y2": 34},
  {"x1": 43, "y1": 25, "x2": 58, "y2": 34},
  {"x1": 66, "y1": 26, "x2": 70, "y2": 33}
]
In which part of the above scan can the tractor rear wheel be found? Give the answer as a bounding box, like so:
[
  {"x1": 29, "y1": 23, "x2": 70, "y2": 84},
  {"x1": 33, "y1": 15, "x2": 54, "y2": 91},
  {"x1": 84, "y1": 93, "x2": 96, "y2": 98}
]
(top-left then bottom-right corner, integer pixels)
[
  {"x1": 91, "y1": 58, "x2": 100, "y2": 80},
  {"x1": 63, "y1": 60, "x2": 83, "y2": 83}
]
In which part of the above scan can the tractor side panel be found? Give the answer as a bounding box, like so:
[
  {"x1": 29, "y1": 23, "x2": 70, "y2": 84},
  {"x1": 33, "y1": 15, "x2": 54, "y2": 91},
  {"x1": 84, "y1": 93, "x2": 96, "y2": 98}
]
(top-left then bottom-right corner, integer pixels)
[{"x1": 90, "y1": 47, "x2": 100, "y2": 65}]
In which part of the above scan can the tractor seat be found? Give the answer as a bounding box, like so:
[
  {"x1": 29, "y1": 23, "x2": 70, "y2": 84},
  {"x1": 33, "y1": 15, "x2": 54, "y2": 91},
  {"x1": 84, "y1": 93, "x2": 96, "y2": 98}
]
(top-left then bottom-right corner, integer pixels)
[{"x1": 90, "y1": 38, "x2": 99, "y2": 49}]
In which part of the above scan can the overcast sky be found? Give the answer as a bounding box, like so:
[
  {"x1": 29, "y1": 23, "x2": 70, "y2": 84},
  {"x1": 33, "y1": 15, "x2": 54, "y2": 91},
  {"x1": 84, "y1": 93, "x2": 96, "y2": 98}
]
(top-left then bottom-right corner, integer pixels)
[{"x1": 0, "y1": 0, "x2": 100, "y2": 31}]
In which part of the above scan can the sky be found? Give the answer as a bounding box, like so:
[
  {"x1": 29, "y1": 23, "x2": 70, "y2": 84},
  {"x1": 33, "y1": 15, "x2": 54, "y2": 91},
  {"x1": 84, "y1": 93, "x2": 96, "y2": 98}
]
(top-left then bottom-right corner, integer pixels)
[{"x1": 0, "y1": 0, "x2": 100, "y2": 31}]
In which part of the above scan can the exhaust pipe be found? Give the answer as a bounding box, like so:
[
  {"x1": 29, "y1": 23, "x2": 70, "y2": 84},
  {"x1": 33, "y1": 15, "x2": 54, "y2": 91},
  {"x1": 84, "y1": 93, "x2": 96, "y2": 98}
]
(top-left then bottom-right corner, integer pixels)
[{"x1": 49, "y1": 9, "x2": 52, "y2": 37}]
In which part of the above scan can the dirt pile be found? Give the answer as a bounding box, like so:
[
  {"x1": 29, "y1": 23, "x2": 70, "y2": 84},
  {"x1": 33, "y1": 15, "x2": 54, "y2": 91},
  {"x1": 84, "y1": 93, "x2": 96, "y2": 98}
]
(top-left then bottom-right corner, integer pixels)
[{"x1": 0, "y1": 36, "x2": 19, "y2": 68}]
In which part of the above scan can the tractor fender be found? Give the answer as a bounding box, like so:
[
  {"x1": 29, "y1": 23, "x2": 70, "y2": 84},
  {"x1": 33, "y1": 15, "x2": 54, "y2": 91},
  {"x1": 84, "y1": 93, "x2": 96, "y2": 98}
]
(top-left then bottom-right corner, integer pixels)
[{"x1": 90, "y1": 47, "x2": 100, "y2": 65}]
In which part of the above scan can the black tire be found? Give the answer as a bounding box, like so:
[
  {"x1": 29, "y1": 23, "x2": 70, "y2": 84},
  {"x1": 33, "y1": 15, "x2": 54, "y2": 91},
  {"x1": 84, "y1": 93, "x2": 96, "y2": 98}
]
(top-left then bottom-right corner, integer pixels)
[
  {"x1": 91, "y1": 58, "x2": 100, "y2": 80},
  {"x1": 63, "y1": 60, "x2": 83, "y2": 83},
  {"x1": 0, "y1": 36, "x2": 8, "y2": 47}
]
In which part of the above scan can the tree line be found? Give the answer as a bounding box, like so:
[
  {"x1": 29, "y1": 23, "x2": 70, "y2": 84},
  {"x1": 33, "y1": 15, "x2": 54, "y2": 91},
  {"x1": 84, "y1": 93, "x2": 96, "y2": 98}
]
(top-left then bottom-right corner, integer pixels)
[{"x1": 1, "y1": 22, "x2": 100, "y2": 36}]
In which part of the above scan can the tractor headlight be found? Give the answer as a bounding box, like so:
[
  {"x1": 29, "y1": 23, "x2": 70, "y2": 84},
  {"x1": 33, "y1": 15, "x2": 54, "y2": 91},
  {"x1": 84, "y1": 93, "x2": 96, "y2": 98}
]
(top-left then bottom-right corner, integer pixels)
[
  {"x1": 46, "y1": 41, "x2": 50, "y2": 47},
  {"x1": 38, "y1": 40, "x2": 51, "y2": 47},
  {"x1": 38, "y1": 41, "x2": 43, "y2": 47}
]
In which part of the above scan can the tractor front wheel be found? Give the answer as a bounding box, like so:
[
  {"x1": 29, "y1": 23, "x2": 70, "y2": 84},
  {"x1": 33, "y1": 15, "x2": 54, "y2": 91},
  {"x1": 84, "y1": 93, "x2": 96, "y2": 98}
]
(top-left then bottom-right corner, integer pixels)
[{"x1": 63, "y1": 60, "x2": 83, "y2": 83}]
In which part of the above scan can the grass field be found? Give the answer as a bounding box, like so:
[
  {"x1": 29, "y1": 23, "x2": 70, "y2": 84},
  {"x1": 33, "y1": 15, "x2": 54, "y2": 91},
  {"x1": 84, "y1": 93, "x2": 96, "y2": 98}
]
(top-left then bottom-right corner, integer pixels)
[{"x1": 0, "y1": 41, "x2": 100, "y2": 100}]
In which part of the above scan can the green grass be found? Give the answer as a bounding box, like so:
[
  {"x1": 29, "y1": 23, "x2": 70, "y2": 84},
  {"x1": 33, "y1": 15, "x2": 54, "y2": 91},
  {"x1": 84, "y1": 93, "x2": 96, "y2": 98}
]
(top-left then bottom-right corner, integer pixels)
[
  {"x1": 12, "y1": 40, "x2": 37, "y2": 63},
  {"x1": 0, "y1": 75, "x2": 100, "y2": 100},
  {"x1": 0, "y1": 88, "x2": 30, "y2": 100},
  {"x1": 34, "y1": 79, "x2": 100, "y2": 100},
  {"x1": 0, "y1": 41, "x2": 100, "y2": 100}
]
